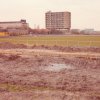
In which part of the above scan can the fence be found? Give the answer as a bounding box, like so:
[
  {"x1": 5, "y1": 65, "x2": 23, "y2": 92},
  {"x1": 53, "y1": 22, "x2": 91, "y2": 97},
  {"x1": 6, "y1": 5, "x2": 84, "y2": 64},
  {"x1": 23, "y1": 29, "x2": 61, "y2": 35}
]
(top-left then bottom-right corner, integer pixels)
[
  {"x1": 25, "y1": 40, "x2": 100, "y2": 47},
  {"x1": 0, "y1": 39, "x2": 100, "y2": 47}
]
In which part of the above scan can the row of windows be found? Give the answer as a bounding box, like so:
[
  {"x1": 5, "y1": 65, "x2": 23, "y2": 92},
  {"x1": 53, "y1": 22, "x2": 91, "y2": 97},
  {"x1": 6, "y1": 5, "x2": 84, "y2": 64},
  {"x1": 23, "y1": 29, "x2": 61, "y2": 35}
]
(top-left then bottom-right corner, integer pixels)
[
  {"x1": 46, "y1": 14, "x2": 70, "y2": 18},
  {"x1": 46, "y1": 17, "x2": 65, "y2": 19},
  {"x1": 46, "y1": 22, "x2": 70, "y2": 24},
  {"x1": 46, "y1": 18, "x2": 70, "y2": 21},
  {"x1": 46, "y1": 24, "x2": 69, "y2": 27},
  {"x1": 46, "y1": 13, "x2": 65, "y2": 17}
]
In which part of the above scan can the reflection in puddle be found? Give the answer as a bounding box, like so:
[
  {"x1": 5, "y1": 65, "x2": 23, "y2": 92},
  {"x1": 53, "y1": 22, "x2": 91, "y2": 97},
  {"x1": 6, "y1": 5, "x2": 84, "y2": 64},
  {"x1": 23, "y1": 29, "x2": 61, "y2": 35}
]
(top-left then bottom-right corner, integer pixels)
[{"x1": 45, "y1": 63, "x2": 73, "y2": 72}]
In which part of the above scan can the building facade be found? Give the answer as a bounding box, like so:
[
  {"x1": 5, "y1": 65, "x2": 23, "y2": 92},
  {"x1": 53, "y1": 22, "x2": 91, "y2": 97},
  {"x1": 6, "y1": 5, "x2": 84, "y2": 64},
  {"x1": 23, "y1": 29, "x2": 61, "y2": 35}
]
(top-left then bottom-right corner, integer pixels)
[
  {"x1": 0, "y1": 19, "x2": 29, "y2": 35},
  {"x1": 45, "y1": 11, "x2": 71, "y2": 32},
  {"x1": 0, "y1": 19, "x2": 29, "y2": 29}
]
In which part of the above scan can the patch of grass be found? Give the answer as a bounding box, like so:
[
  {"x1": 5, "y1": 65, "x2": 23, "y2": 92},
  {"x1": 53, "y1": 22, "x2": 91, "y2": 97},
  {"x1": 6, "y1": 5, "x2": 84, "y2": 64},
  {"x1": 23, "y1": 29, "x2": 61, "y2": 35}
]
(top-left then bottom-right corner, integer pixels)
[
  {"x1": 0, "y1": 83, "x2": 100, "y2": 98},
  {"x1": 0, "y1": 83, "x2": 54, "y2": 92},
  {"x1": 0, "y1": 35, "x2": 100, "y2": 47},
  {"x1": 0, "y1": 83, "x2": 26, "y2": 92}
]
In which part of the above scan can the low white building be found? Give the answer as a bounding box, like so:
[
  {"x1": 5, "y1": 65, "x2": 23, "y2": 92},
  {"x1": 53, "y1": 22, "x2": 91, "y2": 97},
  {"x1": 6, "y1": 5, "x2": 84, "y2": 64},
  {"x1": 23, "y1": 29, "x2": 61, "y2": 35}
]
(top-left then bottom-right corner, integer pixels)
[
  {"x1": 81, "y1": 29, "x2": 95, "y2": 34},
  {"x1": 0, "y1": 19, "x2": 29, "y2": 29},
  {"x1": 0, "y1": 19, "x2": 29, "y2": 35}
]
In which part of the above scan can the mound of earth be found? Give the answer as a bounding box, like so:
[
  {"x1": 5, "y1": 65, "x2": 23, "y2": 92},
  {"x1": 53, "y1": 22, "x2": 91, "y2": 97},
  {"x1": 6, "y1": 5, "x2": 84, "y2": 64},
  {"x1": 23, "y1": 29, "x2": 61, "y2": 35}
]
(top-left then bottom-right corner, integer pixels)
[
  {"x1": 0, "y1": 42, "x2": 27, "y2": 49},
  {"x1": 0, "y1": 42, "x2": 100, "y2": 53}
]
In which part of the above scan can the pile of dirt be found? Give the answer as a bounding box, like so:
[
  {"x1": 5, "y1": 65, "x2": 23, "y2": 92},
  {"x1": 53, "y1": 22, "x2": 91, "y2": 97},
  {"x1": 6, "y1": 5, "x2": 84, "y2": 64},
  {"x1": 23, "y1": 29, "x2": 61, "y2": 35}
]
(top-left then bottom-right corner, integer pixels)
[
  {"x1": 38, "y1": 45, "x2": 100, "y2": 53},
  {"x1": 0, "y1": 42, "x2": 100, "y2": 52},
  {"x1": 32, "y1": 45, "x2": 100, "y2": 53},
  {"x1": 0, "y1": 42, "x2": 27, "y2": 49}
]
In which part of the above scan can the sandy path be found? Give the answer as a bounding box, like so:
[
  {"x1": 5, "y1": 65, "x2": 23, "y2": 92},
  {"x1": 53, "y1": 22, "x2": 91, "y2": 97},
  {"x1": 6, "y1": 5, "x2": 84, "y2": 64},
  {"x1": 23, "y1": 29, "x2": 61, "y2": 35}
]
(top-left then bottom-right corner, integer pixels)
[{"x1": 0, "y1": 49, "x2": 100, "y2": 58}]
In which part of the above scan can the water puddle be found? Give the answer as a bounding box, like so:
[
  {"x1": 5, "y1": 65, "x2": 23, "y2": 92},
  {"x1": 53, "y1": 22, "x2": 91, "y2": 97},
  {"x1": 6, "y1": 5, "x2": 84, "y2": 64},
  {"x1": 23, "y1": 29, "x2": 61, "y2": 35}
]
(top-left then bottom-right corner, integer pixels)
[{"x1": 45, "y1": 63, "x2": 73, "y2": 72}]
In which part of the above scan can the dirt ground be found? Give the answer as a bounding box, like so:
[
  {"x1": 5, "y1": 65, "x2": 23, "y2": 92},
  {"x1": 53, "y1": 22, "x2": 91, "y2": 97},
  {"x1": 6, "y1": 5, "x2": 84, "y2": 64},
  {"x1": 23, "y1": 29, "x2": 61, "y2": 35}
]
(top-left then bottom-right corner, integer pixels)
[{"x1": 0, "y1": 43, "x2": 100, "y2": 100}]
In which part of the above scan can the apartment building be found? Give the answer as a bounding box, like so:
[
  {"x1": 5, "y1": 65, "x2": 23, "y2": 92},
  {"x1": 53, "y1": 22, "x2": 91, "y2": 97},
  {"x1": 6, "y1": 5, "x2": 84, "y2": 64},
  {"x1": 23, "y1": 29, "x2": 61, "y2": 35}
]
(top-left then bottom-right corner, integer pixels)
[{"x1": 45, "y1": 11, "x2": 71, "y2": 32}]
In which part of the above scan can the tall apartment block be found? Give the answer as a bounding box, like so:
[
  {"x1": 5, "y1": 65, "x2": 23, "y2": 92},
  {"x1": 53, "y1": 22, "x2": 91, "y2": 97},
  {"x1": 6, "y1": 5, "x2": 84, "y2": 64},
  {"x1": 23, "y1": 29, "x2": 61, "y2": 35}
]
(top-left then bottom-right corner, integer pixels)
[{"x1": 45, "y1": 11, "x2": 71, "y2": 32}]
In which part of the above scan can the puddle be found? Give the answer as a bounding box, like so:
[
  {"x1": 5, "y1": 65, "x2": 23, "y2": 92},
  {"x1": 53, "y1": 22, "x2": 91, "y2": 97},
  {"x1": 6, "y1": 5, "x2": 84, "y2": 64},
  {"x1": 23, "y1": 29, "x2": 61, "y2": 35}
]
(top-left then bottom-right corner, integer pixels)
[{"x1": 45, "y1": 63, "x2": 73, "y2": 72}]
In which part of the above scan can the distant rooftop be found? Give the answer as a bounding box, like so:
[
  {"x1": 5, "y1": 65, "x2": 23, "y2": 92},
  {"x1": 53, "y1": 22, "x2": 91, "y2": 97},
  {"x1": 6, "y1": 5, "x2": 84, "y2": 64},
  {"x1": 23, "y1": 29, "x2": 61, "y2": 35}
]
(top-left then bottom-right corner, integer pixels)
[
  {"x1": 0, "y1": 19, "x2": 27, "y2": 24},
  {"x1": 46, "y1": 11, "x2": 71, "y2": 13}
]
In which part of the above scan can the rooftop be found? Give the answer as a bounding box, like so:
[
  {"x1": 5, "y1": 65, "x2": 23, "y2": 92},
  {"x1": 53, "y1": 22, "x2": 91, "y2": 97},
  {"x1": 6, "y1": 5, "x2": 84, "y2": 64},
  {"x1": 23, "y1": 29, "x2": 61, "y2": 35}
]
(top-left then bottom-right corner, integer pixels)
[{"x1": 0, "y1": 19, "x2": 27, "y2": 24}]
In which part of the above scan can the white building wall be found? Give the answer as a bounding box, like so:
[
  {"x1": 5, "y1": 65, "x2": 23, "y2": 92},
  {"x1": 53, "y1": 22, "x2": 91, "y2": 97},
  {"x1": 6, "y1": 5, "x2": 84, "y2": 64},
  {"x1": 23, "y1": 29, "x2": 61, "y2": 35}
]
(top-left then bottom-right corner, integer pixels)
[
  {"x1": 0, "y1": 21, "x2": 28, "y2": 29},
  {"x1": 0, "y1": 20, "x2": 29, "y2": 35},
  {"x1": 0, "y1": 23, "x2": 22, "y2": 29}
]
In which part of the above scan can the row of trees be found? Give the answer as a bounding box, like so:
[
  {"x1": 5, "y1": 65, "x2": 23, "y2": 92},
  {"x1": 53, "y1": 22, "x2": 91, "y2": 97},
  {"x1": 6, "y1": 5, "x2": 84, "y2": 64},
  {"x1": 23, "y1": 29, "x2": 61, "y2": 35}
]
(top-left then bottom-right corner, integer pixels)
[{"x1": 29, "y1": 28, "x2": 64, "y2": 35}]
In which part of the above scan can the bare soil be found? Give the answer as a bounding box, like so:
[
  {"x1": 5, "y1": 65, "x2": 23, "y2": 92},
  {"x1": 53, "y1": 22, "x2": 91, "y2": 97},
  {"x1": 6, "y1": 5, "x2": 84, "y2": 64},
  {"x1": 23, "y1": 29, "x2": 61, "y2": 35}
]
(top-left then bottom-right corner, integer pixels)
[
  {"x1": 0, "y1": 43, "x2": 100, "y2": 100},
  {"x1": 0, "y1": 42, "x2": 100, "y2": 52}
]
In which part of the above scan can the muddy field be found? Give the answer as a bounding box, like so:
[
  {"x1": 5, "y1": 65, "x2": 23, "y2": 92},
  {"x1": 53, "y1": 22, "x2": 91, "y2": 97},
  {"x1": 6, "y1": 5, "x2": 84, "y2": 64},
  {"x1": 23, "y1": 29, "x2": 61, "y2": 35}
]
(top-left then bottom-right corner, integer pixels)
[{"x1": 0, "y1": 43, "x2": 100, "y2": 100}]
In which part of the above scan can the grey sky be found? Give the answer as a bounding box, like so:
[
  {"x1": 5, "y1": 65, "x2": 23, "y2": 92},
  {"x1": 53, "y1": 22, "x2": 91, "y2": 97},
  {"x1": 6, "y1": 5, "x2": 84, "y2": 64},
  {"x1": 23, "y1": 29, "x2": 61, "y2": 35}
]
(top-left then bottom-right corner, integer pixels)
[{"x1": 0, "y1": 0, "x2": 100, "y2": 30}]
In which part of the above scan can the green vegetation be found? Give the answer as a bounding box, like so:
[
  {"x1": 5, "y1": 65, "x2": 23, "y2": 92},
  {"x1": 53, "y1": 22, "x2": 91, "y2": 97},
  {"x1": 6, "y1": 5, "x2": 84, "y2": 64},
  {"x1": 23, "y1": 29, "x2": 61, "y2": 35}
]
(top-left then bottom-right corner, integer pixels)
[
  {"x1": 0, "y1": 35, "x2": 100, "y2": 47},
  {"x1": 0, "y1": 83, "x2": 55, "y2": 92},
  {"x1": 0, "y1": 83, "x2": 100, "y2": 98}
]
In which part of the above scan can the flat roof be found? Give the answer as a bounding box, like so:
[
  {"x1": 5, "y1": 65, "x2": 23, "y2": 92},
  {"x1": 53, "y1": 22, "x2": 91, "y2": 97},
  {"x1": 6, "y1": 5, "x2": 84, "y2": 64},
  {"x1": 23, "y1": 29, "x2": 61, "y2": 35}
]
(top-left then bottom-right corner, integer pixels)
[
  {"x1": 0, "y1": 21, "x2": 22, "y2": 24},
  {"x1": 0, "y1": 20, "x2": 27, "y2": 24},
  {"x1": 46, "y1": 11, "x2": 71, "y2": 14}
]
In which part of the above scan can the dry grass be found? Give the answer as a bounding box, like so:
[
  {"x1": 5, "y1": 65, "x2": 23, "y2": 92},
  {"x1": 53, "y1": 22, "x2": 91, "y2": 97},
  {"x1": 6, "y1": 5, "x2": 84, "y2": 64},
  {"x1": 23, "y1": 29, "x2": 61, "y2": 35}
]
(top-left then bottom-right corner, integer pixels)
[{"x1": 0, "y1": 35, "x2": 100, "y2": 47}]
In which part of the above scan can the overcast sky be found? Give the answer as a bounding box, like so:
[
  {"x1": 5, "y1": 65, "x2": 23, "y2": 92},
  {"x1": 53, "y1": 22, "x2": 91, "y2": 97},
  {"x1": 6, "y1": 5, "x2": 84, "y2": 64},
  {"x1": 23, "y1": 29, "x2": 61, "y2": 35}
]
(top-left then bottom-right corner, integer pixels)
[{"x1": 0, "y1": 0, "x2": 100, "y2": 30}]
